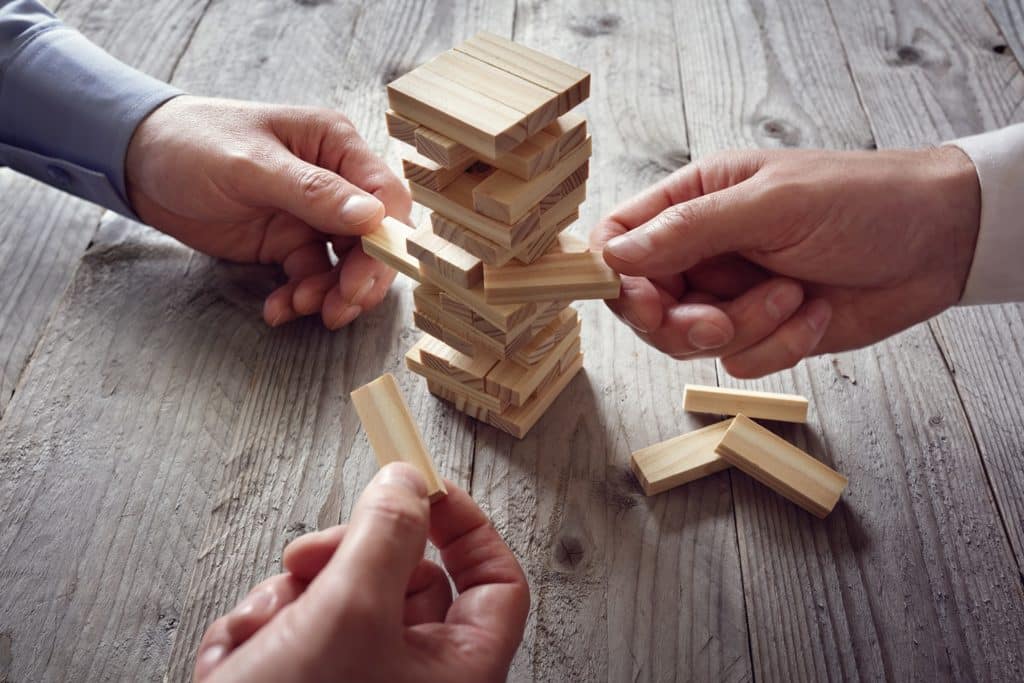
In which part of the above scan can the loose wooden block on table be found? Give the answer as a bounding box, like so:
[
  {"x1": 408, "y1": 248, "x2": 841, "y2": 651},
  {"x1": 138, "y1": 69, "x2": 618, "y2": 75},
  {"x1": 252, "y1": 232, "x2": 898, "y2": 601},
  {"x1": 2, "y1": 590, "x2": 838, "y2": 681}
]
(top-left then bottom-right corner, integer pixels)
[
  {"x1": 407, "y1": 226, "x2": 483, "y2": 288},
  {"x1": 631, "y1": 420, "x2": 733, "y2": 496},
  {"x1": 472, "y1": 137, "x2": 593, "y2": 223},
  {"x1": 483, "y1": 251, "x2": 621, "y2": 304},
  {"x1": 360, "y1": 217, "x2": 421, "y2": 280},
  {"x1": 350, "y1": 373, "x2": 447, "y2": 501},
  {"x1": 683, "y1": 384, "x2": 809, "y2": 423},
  {"x1": 453, "y1": 31, "x2": 590, "y2": 114},
  {"x1": 422, "y1": 50, "x2": 559, "y2": 136},
  {"x1": 387, "y1": 64, "x2": 528, "y2": 159},
  {"x1": 715, "y1": 414, "x2": 848, "y2": 518}
]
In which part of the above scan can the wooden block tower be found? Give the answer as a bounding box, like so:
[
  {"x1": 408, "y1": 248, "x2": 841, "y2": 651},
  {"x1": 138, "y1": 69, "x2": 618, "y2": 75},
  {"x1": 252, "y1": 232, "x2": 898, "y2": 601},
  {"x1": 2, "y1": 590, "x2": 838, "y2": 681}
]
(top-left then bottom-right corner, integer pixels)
[{"x1": 364, "y1": 32, "x2": 619, "y2": 439}]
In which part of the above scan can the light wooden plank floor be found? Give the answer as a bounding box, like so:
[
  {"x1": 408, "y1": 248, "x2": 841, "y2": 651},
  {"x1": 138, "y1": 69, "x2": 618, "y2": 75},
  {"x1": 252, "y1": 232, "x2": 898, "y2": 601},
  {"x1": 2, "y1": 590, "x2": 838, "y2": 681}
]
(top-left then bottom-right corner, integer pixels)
[{"x1": 1, "y1": 1, "x2": 1022, "y2": 681}]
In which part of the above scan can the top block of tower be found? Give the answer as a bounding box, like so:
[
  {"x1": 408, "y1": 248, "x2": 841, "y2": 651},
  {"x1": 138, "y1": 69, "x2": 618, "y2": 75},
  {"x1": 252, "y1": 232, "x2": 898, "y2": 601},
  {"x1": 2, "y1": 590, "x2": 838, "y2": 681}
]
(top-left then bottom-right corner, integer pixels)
[{"x1": 387, "y1": 32, "x2": 590, "y2": 159}]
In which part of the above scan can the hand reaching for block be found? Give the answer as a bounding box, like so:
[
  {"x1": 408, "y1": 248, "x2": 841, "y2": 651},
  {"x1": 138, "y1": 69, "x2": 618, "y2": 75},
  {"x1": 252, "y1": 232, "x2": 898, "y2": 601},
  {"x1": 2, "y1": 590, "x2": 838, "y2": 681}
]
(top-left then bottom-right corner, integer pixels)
[
  {"x1": 193, "y1": 464, "x2": 529, "y2": 683},
  {"x1": 591, "y1": 147, "x2": 981, "y2": 378}
]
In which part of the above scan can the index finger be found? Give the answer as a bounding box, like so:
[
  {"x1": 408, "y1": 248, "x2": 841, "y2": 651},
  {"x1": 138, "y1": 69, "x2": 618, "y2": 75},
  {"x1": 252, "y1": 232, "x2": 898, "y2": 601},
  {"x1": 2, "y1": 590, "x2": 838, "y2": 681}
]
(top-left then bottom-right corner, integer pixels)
[{"x1": 429, "y1": 483, "x2": 529, "y2": 660}]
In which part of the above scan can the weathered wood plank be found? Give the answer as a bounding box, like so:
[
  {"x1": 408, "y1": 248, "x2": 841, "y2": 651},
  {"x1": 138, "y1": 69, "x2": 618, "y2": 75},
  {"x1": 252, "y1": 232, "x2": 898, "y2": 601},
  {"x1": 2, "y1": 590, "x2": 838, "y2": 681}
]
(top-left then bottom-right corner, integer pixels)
[
  {"x1": 678, "y1": 0, "x2": 1024, "y2": 679},
  {"x1": 159, "y1": 1, "x2": 514, "y2": 679},
  {"x1": 987, "y1": 0, "x2": 1024, "y2": 70},
  {"x1": 469, "y1": 4, "x2": 753, "y2": 682},
  {"x1": 0, "y1": 0, "x2": 210, "y2": 421}
]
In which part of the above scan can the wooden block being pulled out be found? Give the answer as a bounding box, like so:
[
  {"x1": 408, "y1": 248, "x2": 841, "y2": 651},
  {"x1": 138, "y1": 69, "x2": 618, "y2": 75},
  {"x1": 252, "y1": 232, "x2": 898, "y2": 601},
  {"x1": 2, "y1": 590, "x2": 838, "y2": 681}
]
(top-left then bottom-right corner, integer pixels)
[
  {"x1": 483, "y1": 251, "x2": 621, "y2": 304},
  {"x1": 631, "y1": 420, "x2": 732, "y2": 496},
  {"x1": 715, "y1": 415, "x2": 847, "y2": 518},
  {"x1": 683, "y1": 385, "x2": 808, "y2": 423},
  {"x1": 350, "y1": 373, "x2": 447, "y2": 501},
  {"x1": 360, "y1": 217, "x2": 422, "y2": 281}
]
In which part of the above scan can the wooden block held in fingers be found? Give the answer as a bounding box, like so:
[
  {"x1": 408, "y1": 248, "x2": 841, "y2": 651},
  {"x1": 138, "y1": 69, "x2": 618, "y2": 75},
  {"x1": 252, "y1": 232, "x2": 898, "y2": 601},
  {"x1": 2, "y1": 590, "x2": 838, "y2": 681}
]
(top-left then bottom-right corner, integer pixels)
[
  {"x1": 423, "y1": 50, "x2": 559, "y2": 136},
  {"x1": 387, "y1": 65, "x2": 528, "y2": 158},
  {"x1": 407, "y1": 227, "x2": 484, "y2": 288},
  {"x1": 715, "y1": 415, "x2": 848, "y2": 518},
  {"x1": 350, "y1": 374, "x2": 447, "y2": 501},
  {"x1": 683, "y1": 385, "x2": 809, "y2": 423},
  {"x1": 472, "y1": 137, "x2": 592, "y2": 223},
  {"x1": 402, "y1": 151, "x2": 476, "y2": 191},
  {"x1": 631, "y1": 420, "x2": 733, "y2": 496},
  {"x1": 360, "y1": 217, "x2": 422, "y2": 280},
  {"x1": 386, "y1": 110, "x2": 419, "y2": 145},
  {"x1": 484, "y1": 251, "x2": 621, "y2": 304},
  {"x1": 454, "y1": 32, "x2": 590, "y2": 113}
]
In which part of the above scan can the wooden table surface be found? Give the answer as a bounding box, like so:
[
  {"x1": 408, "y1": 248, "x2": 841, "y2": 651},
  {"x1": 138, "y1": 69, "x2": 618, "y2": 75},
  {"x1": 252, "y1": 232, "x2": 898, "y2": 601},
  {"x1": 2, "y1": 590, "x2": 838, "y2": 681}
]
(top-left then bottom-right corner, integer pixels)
[{"x1": 2, "y1": 1, "x2": 1024, "y2": 681}]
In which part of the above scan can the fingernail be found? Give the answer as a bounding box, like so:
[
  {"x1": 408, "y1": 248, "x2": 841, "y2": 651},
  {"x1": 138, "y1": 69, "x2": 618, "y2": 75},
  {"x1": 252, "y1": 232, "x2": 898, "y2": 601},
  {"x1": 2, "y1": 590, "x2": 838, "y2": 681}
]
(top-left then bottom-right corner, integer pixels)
[
  {"x1": 233, "y1": 588, "x2": 275, "y2": 617},
  {"x1": 339, "y1": 195, "x2": 383, "y2": 226},
  {"x1": 332, "y1": 304, "x2": 361, "y2": 329},
  {"x1": 688, "y1": 321, "x2": 729, "y2": 350},
  {"x1": 606, "y1": 232, "x2": 652, "y2": 264},
  {"x1": 196, "y1": 645, "x2": 227, "y2": 676},
  {"x1": 765, "y1": 283, "x2": 802, "y2": 321},
  {"x1": 621, "y1": 308, "x2": 653, "y2": 333},
  {"x1": 349, "y1": 277, "x2": 377, "y2": 308},
  {"x1": 378, "y1": 462, "x2": 427, "y2": 496},
  {"x1": 805, "y1": 300, "x2": 832, "y2": 333}
]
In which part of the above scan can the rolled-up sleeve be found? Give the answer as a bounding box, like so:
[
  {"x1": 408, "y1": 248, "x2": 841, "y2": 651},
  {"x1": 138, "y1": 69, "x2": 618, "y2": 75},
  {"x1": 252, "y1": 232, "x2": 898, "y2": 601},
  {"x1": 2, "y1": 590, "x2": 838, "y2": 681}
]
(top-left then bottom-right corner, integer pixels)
[
  {"x1": 946, "y1": 123, "x2": 1024, "y2": 305},
  {"x1": 0, "y1": 0, "x2": 182, "y2": 217}
]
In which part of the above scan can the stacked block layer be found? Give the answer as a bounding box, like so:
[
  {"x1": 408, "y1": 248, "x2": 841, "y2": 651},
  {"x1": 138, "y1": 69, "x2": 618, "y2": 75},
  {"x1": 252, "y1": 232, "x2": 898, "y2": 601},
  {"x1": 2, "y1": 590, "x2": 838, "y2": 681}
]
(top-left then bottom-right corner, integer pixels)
[{"x1": 365, "y1": 32, "x2": 619, "y2": 438}]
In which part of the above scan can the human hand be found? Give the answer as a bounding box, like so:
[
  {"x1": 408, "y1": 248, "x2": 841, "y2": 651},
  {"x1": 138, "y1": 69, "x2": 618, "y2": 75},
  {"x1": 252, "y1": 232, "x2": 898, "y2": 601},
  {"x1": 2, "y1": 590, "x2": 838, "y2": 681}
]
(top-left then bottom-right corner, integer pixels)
[
  {"x1": 591, "y1": 147, "x2": 980, "y2": 377},
  {"x1": 125, "y1": 96, "x2": 412, "y2": 329},
  {"x1": 193, "y1": 463, "x2": 530, "y2": 683}
]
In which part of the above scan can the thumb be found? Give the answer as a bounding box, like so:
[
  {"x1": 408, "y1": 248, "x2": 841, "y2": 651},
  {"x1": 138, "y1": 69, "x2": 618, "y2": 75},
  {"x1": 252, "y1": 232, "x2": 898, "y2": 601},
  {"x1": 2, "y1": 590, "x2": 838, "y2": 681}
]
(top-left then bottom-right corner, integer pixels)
[
  {"x1": 263, "y1": 154, "x2": 386, "y2": 236},
  {"x1": 303, "y1": 462, "x2": 430, "y2": 629},
  {"x1": 603, "y1": 182, "x2": 765, "y2": 277}
]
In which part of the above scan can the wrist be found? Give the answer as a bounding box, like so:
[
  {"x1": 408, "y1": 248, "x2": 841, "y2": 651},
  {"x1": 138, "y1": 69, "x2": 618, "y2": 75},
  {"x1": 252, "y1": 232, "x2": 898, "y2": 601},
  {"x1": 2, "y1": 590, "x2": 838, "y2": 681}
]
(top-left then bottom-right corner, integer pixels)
[{"x1": 930, "y1": 145, "x2": 981, "y2": 305}]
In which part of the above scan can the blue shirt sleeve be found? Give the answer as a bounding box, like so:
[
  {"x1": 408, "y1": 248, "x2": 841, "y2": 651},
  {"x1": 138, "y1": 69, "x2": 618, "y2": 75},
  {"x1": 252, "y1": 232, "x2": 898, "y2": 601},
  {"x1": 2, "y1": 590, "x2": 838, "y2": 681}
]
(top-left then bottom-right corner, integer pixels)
[{"x1": 0, "y1": 0, "x2": 183, "y2": 218}]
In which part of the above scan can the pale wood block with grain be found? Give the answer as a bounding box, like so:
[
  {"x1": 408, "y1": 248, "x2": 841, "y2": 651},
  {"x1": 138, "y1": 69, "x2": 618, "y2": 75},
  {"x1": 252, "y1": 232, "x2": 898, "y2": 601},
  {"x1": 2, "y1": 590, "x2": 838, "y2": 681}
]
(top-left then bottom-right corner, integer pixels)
[
  {"x1": 406, "y1": 343, "x2": 508, "y2": 413},
  {"x1": 515, "y1": 209, "x2": 581, "y2": 264},
  {"x1": 511, "y1": 307, "x2": 579, "y2": 366},
  {"x1": 472, "y1": 137, "x2": 592, "y2": 223},
  {"x1": 360, "y1": 217, "x2": 422, "y2": 280},
  {"x1": 683, "y1": 384, "x2": 809, "y2": 423},
  {"x1": 630, "y1": 420, "x2": 733, "y2": 496},
  {"x1": 423, "y1": 50, "x2": 559, "y2": 136},
  {"x1": 483, "y1": 251, "x2": 621, "y2": 304},
  {"x1": 715, "y1": 415, "x2": 848, "y2": 518},
  {"x1": 417, "y1": 334, "x2": 498, "y2": 390},
  {"x1": 402, "y1": 150, "x2": 476, "y2": 191},
  {"x1": 350, "y1": 373, "x2": 446, "y2": 501},
  {"x1": 385, "y1": 110, "x2": 419, "y2": 145},
  {"x1": 485, "y1": 320, "x2": 581, "y2": 406},
  {"x1": 407, "y1": 227, "x2": 483, "y2": 288},
  {"x1": 419, "y1": 261, "x2": 536, "y2": 332},
  {"x1": 413, "y1": 286, "x2": 534, "y2": 358},
  {"x1": 387, "y1": 66, "x2": 528, "y2": 158},
  {"x1": 453, "y1": 32, "x2": 590, "y2": 113},
  {"x1": 415, "y1": 126, "x2": 477, "y2": 168}
]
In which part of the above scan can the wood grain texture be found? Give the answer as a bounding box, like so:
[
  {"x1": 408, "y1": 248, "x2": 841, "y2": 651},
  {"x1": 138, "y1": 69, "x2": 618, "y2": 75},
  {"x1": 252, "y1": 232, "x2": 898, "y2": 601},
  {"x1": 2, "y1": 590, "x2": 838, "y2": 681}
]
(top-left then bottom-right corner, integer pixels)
[
  {"x1": 631, "y1": 419, "x2": 733, "y2": 496},
  {"x1": 679, "y1": 0, "x2": 1024, "y2": 679},
  {"x1": 483, "y1": 251, "x2": 621, "y2": 304},
  {"x1": 361, "y1": 217, "x2": 422, "y2": 281},
  {"x1": 469, "y1": 3, "x2": 752, "y2": 681},
  {"x1": 986, "y1": 0, "x2": 1024, "y2": 72},
  {"x1": 683, "y1": 384, "x2": 809, "y2": 423}
]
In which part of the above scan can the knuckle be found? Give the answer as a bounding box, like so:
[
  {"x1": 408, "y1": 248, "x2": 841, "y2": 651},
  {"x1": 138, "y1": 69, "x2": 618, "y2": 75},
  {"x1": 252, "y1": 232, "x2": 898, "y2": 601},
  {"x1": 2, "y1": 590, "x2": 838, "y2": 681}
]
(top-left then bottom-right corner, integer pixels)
[{"x1": 295, "y1": 167, "x2": 338, "y2": 201}]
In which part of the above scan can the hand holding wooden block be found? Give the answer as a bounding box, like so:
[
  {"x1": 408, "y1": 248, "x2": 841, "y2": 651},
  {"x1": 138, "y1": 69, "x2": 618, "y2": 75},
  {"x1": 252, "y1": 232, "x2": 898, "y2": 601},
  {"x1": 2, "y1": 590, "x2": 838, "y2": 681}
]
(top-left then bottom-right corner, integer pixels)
[{"x1": 350, "y1": 373, "x2": 447, "y2": 502}]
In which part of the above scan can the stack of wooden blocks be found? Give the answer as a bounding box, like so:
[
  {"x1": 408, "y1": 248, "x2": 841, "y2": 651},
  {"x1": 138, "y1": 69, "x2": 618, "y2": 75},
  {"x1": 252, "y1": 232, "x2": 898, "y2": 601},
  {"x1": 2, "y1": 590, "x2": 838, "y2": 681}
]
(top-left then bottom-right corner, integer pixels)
[{"x1": 362, "y1": 33, "x2": 620, "y2": 438}]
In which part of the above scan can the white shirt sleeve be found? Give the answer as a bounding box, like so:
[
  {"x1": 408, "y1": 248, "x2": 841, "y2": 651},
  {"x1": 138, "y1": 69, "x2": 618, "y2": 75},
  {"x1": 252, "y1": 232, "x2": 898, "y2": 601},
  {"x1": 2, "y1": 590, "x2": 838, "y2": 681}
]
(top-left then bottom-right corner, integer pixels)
[{"x1": 946, "y1": 123, "x2": 1024, "y2": 305}]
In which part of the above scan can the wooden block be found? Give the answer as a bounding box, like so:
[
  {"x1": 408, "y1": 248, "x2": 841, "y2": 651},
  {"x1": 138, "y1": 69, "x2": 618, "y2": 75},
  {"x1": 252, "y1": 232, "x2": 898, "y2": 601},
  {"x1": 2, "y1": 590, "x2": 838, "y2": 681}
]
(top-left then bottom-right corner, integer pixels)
[
  {"x1": 484, "y1": 251, "x2": 621, "y2": 304},
  {"x1": 350, "y1": 373, "x2": 447, "y2": 501},
  {"x1": 514, "y1": 209, "x2": 580, "y2": 265},
  {"x1": 511, "y1": 307, "x2": 579, "y2": 366},
  {"x1": 715, "y1": 415, "x2": 848, "y2": 518},
  {"x1": 630, "y1": 420, "x2": 733, "y2": 496},
  {"x1": 486, "y1": 320, "x2": 581, "y2": 406},
  {"x1": 410, "y1": 172, "x2": 540, "y2": 248},
  {"x1": 412, "y1": 286, "x2": 535, "y2": 358},
  {"x1": 413, "y1": 311, "x2": 479, "y2": 358},
  {"x1": 402, "y1": 151, "x2": 476, "y2": 191},
  {"x1": 683, "y1": 385, "x2": 809, "y2": 423},
  {"x1": 415, "y1": 126, "x2": 477, "y2": 168},
  {"x1": 385, "y1": 110, "x2": 419, "y2": 145},
  {"x1": 387, "y1": 65, "x2": 528, "y2": 159},
  {"x1": 423, "y1": 50, "x2": 559, "y2": 136},
  {"x1": 406, "y1": 343, "x2": 508, "y2": 412},
  {"x1": 491, "y1": 111, "x2": 587, "y2": 180},
  {"x1": 407, "y1": 227, "x2": 483, "y2": 288},
  {"x1": 454, "y1": 32, "x2": 590, "y2": 114},
  {"x1": 426, "y1": 380, "x2": 491, "y2": 422},
  {"x1": 419, "y1": 261, "x2": 535, "y2": 332},
  {"x1": 360, "y1": 217, "x2": 422, "y2": 280},
  {"x1": 417, "y1": 334, "x2": 498, "y2": 391},
  {"x1": 472, "y1": 137, "x2": 592, "y2": 223}
]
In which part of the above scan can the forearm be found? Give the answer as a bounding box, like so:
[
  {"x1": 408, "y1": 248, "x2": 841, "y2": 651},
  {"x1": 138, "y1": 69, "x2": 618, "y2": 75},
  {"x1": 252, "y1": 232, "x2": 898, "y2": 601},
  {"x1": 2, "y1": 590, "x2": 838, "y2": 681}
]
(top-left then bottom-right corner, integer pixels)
[
  {"x1": 0, "y1": 0, "x2": 182, "y2": 217},
  {"x1": 947, "y1": 123, "x2": 1024, "y2": 305}
]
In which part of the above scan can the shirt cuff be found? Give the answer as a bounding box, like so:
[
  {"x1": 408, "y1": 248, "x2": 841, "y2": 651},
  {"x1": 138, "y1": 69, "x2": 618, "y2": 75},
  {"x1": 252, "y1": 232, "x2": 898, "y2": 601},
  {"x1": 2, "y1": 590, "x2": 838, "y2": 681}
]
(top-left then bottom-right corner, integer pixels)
[
  {"x1": 945, "y1": 123, "x2": 1024, "y2": 306},
  {"x1": 0, "y1": 23, "x2": 183, "y2": 218}
]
